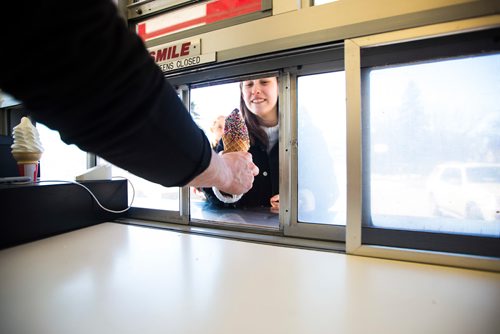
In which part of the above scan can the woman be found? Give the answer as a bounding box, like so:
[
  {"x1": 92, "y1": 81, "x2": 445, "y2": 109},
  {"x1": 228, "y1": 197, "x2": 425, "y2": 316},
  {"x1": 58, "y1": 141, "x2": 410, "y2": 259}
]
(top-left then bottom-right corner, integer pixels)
[{"x1": 204, "y1": 76, "x2": 280, "y2": 210}]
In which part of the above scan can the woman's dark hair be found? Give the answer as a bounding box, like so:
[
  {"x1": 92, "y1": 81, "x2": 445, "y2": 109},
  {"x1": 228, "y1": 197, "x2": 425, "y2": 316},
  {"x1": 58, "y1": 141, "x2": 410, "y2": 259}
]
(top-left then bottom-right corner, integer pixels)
[{"x1": 239, "y1": 79, "x2": 279, "y2": 149}]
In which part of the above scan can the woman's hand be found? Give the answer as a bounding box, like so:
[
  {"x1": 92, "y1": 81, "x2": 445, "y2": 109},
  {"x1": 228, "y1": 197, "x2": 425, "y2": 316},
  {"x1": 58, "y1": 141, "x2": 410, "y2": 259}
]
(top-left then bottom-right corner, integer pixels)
[{"x1": 270, "y1": 194, "x2": 279, "y2": 213}]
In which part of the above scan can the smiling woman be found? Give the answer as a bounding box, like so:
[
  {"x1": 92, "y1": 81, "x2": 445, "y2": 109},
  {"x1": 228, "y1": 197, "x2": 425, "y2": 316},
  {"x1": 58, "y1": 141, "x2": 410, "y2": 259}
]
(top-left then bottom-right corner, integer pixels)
[
  {"x1": 183, "y1": 76, "x2": 281, "y2": 229},
  {"x1": 201, "y1": 76, "x2": 280, "y2": 210}
]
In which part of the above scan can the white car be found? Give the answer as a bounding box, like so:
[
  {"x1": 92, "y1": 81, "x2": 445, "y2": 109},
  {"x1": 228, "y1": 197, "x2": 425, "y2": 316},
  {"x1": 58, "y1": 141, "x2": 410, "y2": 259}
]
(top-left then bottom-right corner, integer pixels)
[{"x1": 427, "y1": 163, "x2": 500, "y2": 221}]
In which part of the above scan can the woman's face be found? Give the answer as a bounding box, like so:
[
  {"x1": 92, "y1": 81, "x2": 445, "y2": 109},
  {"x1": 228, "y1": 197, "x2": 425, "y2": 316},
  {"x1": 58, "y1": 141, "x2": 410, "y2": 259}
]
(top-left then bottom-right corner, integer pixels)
[{"x1": 241, "y1": 77, "x2": 278, "y2": 124}]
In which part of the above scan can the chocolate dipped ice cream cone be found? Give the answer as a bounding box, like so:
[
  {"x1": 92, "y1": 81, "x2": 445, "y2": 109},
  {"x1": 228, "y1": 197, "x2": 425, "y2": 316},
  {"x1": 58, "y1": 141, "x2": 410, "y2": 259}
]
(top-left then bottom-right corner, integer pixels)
[
  {"x1": 212, "y1": 109, "x2": 250, "y2": 203},
  {"x1": 222, "y1": 109, "x2": 250, "y2": 153}
]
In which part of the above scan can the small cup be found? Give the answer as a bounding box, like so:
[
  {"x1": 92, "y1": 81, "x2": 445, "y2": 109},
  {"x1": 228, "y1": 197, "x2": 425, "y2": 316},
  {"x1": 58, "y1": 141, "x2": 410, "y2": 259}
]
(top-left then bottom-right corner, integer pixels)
[{"x1": 18, "y1": 163, "x2": 38, "y2": 181}]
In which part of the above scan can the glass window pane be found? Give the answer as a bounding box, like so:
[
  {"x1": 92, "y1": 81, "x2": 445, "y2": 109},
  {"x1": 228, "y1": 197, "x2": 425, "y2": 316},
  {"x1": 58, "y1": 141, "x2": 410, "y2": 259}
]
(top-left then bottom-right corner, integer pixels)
[
  {"x1": 297, "y1": 72, "x2": 346, "y2": 225},
  {"x1": 36, "y1": 124, "x2": 88, "y2": 180},
  {"x1": 190, "y1": 83, "x2": 241, "y2": 149},
  {"x1": 369, "y1": 53, "x2": 500, "y2": 237},
  {"x1": 97, "y1": 157, "x2": 179, "y2": 211},
  {"x1": 190, "y1": 80, "x2": 280, "y2": 229},
  {"x1": 94, "y1": 92, "x2": 183, "y2": 211}
]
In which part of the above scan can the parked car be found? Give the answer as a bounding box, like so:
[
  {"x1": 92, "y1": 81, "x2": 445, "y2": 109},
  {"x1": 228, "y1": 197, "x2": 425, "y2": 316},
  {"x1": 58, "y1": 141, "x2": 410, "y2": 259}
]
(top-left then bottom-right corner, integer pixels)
[{"x1": 427, "y1": 163, "x2": 500, "y2": 221}]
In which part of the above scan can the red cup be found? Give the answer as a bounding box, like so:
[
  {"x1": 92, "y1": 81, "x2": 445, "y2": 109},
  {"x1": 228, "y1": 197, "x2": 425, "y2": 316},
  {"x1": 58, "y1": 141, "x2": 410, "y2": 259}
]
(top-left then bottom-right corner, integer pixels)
[{"x1": 18, "y1": 163, "x2": 38, "y2": 181}]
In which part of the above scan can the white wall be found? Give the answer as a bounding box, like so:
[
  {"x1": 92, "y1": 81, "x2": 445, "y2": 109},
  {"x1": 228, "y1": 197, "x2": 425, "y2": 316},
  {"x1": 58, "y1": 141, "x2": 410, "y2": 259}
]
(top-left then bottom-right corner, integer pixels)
[{"x1": 142, "y1": 0, "x2": 500, "y2": 62}]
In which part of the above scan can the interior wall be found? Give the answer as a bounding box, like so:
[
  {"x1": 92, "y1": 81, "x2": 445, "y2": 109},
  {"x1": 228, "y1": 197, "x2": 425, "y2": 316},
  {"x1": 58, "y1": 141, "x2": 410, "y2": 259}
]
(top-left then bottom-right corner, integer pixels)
[{"x1": 138, "y1": 0, "x2": 500, "y2": 62}]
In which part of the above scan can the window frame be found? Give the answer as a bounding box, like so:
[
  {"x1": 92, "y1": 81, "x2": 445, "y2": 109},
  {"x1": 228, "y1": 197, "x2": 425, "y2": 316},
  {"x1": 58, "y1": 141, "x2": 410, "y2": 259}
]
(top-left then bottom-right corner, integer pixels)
[
  {"x1": 345, "y1": 15, "x2": 500, "y2": 272},
  {"x1": 284, "y1": 64, "x2": 347, "y2": 241},
  {"x1": 138, "y1": 43, "x2": 348, "y2": 241},
  {"x1": 122, "y1": 87, "x2": 190, "y2": 225},
  {"x1": 186, "y1": 71, "x2": 283, "y2": 235}
]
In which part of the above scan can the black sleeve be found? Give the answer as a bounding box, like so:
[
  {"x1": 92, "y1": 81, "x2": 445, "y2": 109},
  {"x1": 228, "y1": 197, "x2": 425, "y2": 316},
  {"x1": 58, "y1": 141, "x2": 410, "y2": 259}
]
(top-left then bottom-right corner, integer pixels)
[
  {"x1": 201, "y1": 140, "x2": 226, "y2": 207},
  {"x1": 0, "y1": 1, "x2": 211, "y2": 187}
]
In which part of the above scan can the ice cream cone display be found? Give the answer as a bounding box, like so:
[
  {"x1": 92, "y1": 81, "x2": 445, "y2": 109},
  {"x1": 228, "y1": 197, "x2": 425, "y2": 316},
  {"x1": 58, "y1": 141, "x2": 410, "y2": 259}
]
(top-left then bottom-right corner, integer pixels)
[
  {"x1": 222, "y1": 109, "x2": 250, "y2": 153},
  {"x1": 11, "y1": 117, "x2": 44, "y2": 181},
  {"x1": 11, "y1": 151, "x2": 43, "y2": 164}
]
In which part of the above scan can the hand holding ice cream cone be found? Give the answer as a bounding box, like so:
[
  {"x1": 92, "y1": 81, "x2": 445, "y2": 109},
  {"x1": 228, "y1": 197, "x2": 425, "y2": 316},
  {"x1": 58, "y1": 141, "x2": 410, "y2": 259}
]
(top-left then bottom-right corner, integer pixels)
[
  {"x1": 213, "y1": 109, "x2": 252, "y2": 203},
  {"x1": 11, "y1": 117, "x2": 44, "y2": 181}
]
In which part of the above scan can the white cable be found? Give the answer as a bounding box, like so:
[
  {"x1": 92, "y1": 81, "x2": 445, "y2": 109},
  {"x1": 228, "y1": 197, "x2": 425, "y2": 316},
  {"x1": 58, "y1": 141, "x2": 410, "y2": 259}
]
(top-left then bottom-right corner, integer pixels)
[{"x1": 35, "y1": 177, "x2": 135, "y2": 214}]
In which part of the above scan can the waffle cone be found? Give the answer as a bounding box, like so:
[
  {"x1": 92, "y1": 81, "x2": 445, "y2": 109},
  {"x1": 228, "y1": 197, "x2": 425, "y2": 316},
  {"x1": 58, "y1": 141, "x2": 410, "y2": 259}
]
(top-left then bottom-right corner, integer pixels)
[
  {"x1": 12, "y1": 151, "x2": 42, "y2": 164},
  {"x1": 222, "y1": 138, "x2": 250, "y2": 153}
]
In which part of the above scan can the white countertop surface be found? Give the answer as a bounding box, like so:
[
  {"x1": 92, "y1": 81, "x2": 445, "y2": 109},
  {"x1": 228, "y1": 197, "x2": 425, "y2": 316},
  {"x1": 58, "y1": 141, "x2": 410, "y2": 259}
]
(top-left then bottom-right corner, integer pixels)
[{"x1": 1, "y1": 222, "x2": 499, "y2": 334}]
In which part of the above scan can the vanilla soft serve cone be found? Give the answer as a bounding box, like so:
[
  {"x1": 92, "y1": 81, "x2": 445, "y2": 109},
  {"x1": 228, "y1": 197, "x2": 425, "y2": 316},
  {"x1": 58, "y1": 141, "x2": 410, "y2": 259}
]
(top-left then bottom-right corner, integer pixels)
[{"x1": 11, "y1": 117, "x2": 44, "y2": 180}]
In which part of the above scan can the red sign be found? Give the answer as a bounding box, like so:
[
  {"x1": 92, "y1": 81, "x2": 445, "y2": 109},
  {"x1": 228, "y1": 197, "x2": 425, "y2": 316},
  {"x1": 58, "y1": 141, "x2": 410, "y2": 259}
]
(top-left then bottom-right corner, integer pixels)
[
  {"x1": 150, "y1": 41, "x2": 193, "y2": 62},
  {"x1": 137, "y1": 0, "x2": 262, "y2": 41},
  {"x1": 147, "y1": 39, "x2": 216, "y2": 72}
]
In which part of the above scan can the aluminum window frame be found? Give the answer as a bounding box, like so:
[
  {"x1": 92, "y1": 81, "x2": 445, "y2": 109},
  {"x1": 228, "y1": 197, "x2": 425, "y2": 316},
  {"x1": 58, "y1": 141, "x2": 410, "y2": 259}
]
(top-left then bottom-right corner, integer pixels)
[
  {"x1": 180, "y1": 46, "x2": 347, "y2": 241},
  {"x1": 283, "y1": 63, "x2": 347, "y2": 241},
  {"x1": 130, "y1": 43, "x2": 348, "y2": 241},
  {"x1": 345, "y1": 15, "x2": 500, "y2": 272},
  {"x1": 186, "y1": 70, "x2": 283, "y2": 235}
]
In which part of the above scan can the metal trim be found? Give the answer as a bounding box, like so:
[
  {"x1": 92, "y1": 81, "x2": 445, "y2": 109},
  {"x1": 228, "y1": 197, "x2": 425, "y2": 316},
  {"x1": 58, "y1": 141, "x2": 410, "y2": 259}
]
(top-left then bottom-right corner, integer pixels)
[{"x1": 345, "y1": 15, "x2": 500, "y2": 271}]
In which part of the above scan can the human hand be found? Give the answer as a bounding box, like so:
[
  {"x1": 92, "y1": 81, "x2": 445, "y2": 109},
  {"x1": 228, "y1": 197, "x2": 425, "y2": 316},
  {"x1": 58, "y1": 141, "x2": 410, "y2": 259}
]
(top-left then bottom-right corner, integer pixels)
[
  {"x1": 191, "y1": 187, "x2": 206, "y2": 200},
  {"x1": 218, "y1": 151, "x2": 259, "y2": 195},
  {"x1": 270, "y1": 194, "x2": 279, "y2": 213},
  {"x1": 187, "y1": 150, "x2": 258, "y2": 195}
]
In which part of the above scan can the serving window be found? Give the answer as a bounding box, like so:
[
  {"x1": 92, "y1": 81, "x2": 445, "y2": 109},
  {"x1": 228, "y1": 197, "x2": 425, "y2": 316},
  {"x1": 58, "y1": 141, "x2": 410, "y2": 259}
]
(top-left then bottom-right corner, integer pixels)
[
  {"x1": 188, "y1": 77, "x2": 281, "y2": 230},
  {"x1": 156, "y1": 44, "x2": 347, "y2": 241}
]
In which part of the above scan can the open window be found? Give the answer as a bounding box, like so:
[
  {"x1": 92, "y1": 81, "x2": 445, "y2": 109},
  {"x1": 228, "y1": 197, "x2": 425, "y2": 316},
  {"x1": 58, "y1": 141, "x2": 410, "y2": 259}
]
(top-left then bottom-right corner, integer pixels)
[{"x1": 189, "y1": 74, "x2": 281, "y2": 231}]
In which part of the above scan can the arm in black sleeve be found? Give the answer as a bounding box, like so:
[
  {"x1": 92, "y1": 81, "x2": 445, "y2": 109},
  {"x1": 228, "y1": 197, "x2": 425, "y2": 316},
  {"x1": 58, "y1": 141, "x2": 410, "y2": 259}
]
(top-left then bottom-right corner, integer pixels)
[
  {"x1": 0, "y1": 0, "x2": 211, "y2": 187},
  {"x1": 201, "y1": 140, "x2": 227, "y2": 207}
]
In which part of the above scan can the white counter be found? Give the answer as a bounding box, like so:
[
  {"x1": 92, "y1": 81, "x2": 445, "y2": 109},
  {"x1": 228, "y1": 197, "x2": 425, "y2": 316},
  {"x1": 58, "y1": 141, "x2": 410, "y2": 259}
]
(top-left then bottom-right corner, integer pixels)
[{"x1": 1, "y1": 222, "x2": 499, "y2": 334}]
